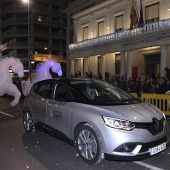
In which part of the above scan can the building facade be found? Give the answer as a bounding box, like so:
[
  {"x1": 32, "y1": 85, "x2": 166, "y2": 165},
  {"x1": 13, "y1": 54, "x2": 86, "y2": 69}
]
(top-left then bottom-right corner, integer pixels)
[
  {"x1": 0, "y1": 0, "x2": 74, "y2": 77},
  {"x1": 65, "y1": 0, "x2": 170, "y2": 81}
]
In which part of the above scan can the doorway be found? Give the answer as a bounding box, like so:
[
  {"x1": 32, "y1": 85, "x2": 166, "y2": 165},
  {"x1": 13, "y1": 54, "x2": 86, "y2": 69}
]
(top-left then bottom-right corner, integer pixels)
[{"x1": 145, "y1": 53, "x2": 160, "y2": 78}]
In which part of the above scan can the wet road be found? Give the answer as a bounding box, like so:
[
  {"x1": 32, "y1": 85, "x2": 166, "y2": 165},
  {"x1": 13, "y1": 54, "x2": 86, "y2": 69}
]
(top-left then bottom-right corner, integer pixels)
[{"x1": 0, "y1": 96, "x2": 170, "y2": 170}]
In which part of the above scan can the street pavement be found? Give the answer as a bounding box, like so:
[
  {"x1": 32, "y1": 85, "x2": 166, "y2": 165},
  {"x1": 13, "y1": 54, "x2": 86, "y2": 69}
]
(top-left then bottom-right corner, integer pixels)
[
  {"x1": 0, "y1": 95, "x2": 24, "y2": 112},
  {"x1": 1, "y1": 95, "x2": 170, "y2": 170},
  {"x1": 0, "y1": 95, "x2": 24, "y2": 122}
]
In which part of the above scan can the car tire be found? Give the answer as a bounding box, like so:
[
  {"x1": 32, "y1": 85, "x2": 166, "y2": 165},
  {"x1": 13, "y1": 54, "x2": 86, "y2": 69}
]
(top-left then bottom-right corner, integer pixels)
[
  {"x1": 23, "y1": 110, "x2": 34, "y2": 133},
  {"x1": 75, "y1": 123, "x2": 104, "y2": 164}
]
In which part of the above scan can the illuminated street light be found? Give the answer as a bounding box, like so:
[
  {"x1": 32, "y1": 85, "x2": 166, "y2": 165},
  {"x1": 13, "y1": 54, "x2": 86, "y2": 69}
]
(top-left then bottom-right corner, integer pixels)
[
  {"x1": 22, "y1": 0, "x2": 30, "y2": 77},
  {"x1": 41, "y1": 47, "x2": 48, "y2": 61}
]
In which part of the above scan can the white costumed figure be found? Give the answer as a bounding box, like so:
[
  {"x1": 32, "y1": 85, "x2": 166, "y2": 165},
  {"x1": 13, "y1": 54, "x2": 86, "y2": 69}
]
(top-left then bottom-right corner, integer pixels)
[
  {"x1": 22, "y1": 60, "x2": 62, "y2": 96},
  {"x1": 0, "y1": 57, "x2": 24, "y2": 106}
]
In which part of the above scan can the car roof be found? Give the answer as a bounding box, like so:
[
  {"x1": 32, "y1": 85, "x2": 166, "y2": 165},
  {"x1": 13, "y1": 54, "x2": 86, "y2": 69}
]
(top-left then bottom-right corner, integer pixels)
[{"x1": 34, "y1": 77, "x2": 94, "y2": 85}]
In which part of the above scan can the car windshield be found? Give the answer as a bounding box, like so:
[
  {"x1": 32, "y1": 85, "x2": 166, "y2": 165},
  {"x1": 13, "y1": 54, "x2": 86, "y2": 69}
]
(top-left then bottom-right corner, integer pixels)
[{"x1": 70, "y1": 79, "x2": 136, "y2": 105}]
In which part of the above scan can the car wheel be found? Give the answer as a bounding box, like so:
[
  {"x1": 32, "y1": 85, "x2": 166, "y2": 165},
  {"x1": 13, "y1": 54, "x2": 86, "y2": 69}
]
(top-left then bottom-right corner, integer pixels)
[
  {"x1": 23, "y1": 110, "x2": 34, "y2": 133},
  {"x1": 76, "y1": 123, "x2": 104, "y2": 164}
]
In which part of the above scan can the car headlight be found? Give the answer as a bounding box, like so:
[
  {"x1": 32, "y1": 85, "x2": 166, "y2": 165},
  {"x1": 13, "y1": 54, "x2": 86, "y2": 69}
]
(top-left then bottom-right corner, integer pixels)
[{"x1": 102, "y1": 116, "x2": 135, "y2": 131}]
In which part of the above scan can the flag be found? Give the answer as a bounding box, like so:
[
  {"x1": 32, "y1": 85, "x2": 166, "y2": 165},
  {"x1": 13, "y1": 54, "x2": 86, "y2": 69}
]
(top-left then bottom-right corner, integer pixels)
[
  {"x1": 130, "y1": 0, "x2": 139, "y2": 30},
  {"x1": 139, "y1": 0, "x2": 144, "y2": 27}
]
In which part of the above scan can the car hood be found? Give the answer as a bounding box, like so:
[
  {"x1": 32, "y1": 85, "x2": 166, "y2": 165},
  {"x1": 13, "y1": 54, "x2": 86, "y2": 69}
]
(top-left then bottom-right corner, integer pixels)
[{"x1": 97, "y1": 102, "x2": 164, "y2": 122}]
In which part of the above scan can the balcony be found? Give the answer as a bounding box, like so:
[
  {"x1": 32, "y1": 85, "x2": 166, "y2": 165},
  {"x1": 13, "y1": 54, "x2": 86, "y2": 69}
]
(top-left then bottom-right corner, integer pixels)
[
  {"x1": 69, "y1": 19, "x2": 170, "y2": 55},
  {"x1": 1, "y1": 18, "x2": 66, "y2": 29},
  {"x1": 0, "y1": 41, "x2": 66, "y2": 51}
]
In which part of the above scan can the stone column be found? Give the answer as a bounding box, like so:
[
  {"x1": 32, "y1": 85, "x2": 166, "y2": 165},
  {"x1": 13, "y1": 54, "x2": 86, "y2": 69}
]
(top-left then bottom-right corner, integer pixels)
[
  {"x1": 160, "y1": 45, "x2": 167, "y2": 77},
  {"x1": 100, "y1": 54, "x2": 105, "y2": 80},
  {"x1": 120, "y1": 51, "x2": 125, "y2": 79},
  {"x1": 127, "y1": 51, "x2": 132, "y2": 81},
  {"x1": 80, "y1": 58, "x2": 83, "y2": 76},
  {"x1": 70, "y1": 59, "x2": 74, "y2": 77},
  {"x1": 84, "y1": 57, "x2": 88, "y2": 77}
]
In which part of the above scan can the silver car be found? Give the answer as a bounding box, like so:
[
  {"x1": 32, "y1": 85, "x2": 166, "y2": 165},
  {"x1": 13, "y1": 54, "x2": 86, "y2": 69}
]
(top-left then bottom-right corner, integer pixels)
[{"x1": 23, "y1": 78, "x2": 169, "y2": 164}]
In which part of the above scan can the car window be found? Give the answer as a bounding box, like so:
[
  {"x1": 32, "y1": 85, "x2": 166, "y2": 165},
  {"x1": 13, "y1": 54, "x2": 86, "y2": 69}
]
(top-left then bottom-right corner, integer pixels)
[
  {"x1": 36, "y1": 81, "x2": 54, "y2": 99},
  {"x1": 70, "y1": 80, "x2": 136, "y2": 105},
  {"x1": 75, "y1": 83, "x2": 98, "y2": 100},
  {"x1": 54, "y1": 84, "x2": 72, "y2": 101},
  {"x1": 69, "y1": 88, "x2": 86, "y2": 103}
]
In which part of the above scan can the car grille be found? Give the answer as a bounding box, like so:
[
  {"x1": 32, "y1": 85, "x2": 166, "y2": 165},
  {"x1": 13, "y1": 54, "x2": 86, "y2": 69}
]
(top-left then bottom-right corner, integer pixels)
[
  {"x1": 133, "y1": 117, "x2": 165, "y2": 136},
  {"x1": 139, "y1": 135, "x2": 168, "y2": 153}
]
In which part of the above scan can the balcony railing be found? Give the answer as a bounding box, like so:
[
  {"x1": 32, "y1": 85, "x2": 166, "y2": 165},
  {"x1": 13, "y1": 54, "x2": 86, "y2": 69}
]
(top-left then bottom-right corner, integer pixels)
[
  {"x1": 69, "y1": 19, "x2": 170, "y2": 51},
  {"x1": 2, "y1": 30, "x2": 66, "y2": 38},
  {"x1": 34, "y1": 54, "x2": 66, "y2": 62},
  {"x1": 1, "y1": 18, "x2": 66, "y2": 28}
]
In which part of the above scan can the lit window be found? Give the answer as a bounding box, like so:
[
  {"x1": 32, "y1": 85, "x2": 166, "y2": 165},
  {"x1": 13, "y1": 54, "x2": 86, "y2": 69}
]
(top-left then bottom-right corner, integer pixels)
[
  {"x1": 98, "y1": 21, "x2": 104, "y2": 36},
  {"x1": 115, "y1": 14, "x2": 123, "y2": 32},
  {"x1": 83, "y1": 26, "x2": 88, "y2": 40},
  {"x1": 146, "y1": 3, "x2": 159, "y2": 24},
  {"x1": 38, "y1": 16, "x2": 42, "y2": 22}
]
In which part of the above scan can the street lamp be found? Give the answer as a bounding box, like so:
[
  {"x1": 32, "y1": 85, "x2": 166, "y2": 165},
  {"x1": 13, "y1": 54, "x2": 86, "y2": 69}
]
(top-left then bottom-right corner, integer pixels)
[
  {"x1": 22, "y1": 0, "x2": 30, "y2": 77},
  {"x1": 41, "y1": 47, "x2": 48, "y2": 61}
]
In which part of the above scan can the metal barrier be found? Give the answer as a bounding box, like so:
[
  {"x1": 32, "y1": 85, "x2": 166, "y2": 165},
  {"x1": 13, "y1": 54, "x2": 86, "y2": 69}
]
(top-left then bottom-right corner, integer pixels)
[
  {"x1": 130, "y1": 93, "x2": 170, "y2": 116},
  {"x1": 129, "y1": 93, "x2": 138, "y2": 98}
]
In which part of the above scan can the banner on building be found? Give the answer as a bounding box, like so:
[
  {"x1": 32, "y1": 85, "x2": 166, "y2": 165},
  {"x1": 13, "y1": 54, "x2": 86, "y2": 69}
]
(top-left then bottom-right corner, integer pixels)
[
  {"x1": 139, "y1": 0, "x2": 144, "y2": 27},
  {"x1": 130, "y1": 0, "x2": 139, "y2": 30}
]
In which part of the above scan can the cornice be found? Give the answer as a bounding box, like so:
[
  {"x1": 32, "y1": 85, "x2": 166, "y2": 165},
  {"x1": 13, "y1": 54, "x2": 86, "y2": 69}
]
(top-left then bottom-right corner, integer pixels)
[{"x1": 72, "y1": 0, "x2": 129, "y2": 20}]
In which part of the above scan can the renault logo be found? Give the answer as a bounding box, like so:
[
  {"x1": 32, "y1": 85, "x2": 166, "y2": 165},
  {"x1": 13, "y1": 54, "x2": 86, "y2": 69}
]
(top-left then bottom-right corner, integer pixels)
[{"x1": 153, "y1": 117, "x2": 160, "y2": 130}]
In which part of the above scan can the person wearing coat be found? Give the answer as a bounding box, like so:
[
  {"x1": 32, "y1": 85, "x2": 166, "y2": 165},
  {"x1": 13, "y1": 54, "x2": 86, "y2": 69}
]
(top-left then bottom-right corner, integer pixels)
[{"x1": 156, "y1": 77, "x2": 168, "y2": 94}]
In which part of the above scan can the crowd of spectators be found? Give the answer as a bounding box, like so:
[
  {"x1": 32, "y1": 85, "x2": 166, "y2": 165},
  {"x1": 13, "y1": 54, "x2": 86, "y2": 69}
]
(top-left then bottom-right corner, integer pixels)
[
  {"x1": 109, "y1": 70, "x2": 170, "y2": 98},
  {"x1": 73, "y1": 69, "x2": 170, "y2": 98},
  {"x1": 125, "y1": 75, "x2": 170, "y2": 97}
]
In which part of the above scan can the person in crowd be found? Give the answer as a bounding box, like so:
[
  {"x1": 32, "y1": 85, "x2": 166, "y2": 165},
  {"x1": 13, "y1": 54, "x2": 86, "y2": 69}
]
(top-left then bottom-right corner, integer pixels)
[
  {"x1": 165, "y1": 67, "x2": 170, "y2": 80},
  {"x1": 105, "y1": 72, "x2": 109, "y2": 81},
  {"x1": 98, "y1": 73, "x2": 102, "y2": 80},
  {"x1": 126, "y1": 77, "x2": 134, "y2": 92},
  {"x1": 89, "y1": 71, "x2": 93, "y2": 78},
  {"x1": 149, "y1": 82, "x2": 157, "y2": 94},
  {"x1": 167, "y1": 80, "x2": 170, "y2": 91},
  {"x1": 155, "y1": 77, "x2": 168, "y2": 94},
  {"x1": 119, "y1": 77, "x2": 127, "y2": 91},
  {"x1": 75, "y1": 72, "x2": 78, "y2": 77},
  {"x1": 78, "y1": 71, "x2": 81, "y2": 76},
  {"x1": 85, "y1": 72, "x2": 89, "y2": 78},
  {"x1": 113, "y1": 80, "x2": 119, "y2": 87},
  {"x1": 136, "y1": 77, "x2": 150, "y2": 98}
]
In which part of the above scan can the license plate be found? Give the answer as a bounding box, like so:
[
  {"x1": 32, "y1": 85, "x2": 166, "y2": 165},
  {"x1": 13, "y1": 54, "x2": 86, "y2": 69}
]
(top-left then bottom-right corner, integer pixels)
[{"x1": 150, "y1": 143, "x2": 166, "y2": 155}]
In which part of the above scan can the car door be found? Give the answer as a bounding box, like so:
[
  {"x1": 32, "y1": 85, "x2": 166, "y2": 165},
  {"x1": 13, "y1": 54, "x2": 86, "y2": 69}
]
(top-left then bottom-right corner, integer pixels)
[
  {"x1": 47, "y1": 83, "x2": 72, "y2": 137},
  {"x1": 30, "y1": 81, "x2": 54, "y2": 124}
]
